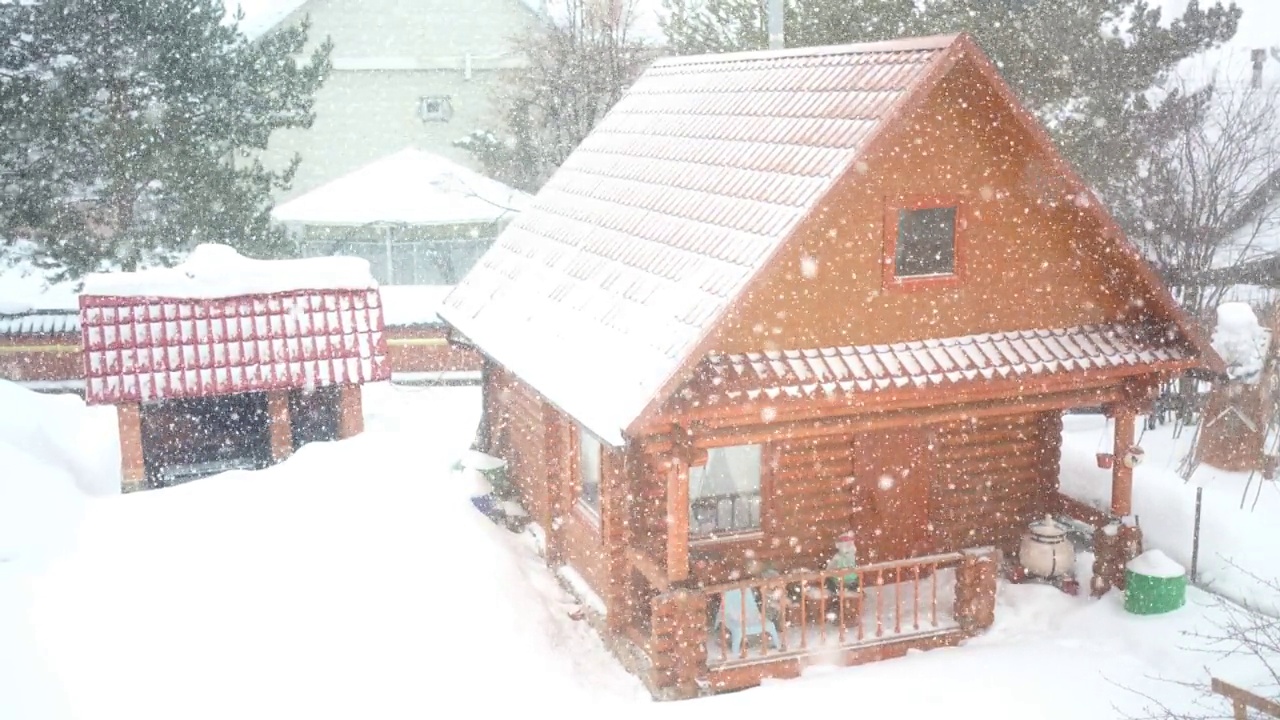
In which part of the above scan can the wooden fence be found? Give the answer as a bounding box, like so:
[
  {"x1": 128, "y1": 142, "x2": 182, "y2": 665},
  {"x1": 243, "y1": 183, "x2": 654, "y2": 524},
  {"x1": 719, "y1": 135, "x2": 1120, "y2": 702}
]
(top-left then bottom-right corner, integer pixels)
[{"x1": 1212, "y1": 678, "x2": 1280, "y2": 719}]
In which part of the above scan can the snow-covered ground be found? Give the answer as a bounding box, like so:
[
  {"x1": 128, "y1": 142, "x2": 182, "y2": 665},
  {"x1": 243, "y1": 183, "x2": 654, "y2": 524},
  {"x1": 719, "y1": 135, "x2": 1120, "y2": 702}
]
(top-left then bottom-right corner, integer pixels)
[
  {"x1": 1, "y1": 381, "x2": 1277, "y2": 719},
  {"x1": 1061, "y1": 413, "x2": 1280, "y2": 615}
]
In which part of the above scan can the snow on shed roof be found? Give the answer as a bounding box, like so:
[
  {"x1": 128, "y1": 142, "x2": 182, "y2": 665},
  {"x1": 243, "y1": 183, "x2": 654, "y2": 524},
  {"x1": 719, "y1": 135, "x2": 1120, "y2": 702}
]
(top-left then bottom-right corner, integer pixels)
[
  {"x1": 380, "y1": 285, "x2": 453, "y2": 327},
  {"x1": 271, "y1": 148, "x2": 530, "y2": 227},
  {"x1": 225, "y1": 0, "x2": 312, "y2": 41},
  {"x1": 0, "y1": 262, "x2": 80, "y2": 315},
  {"x1": 81, "y1": 244, "x2": 376, "y2": 300},
  {"x1": 0, "y1": 310, "x2": 79, "y2": 336},
  {"x1": 440, "y1": 34, "x2": 961, "y2": 445}
]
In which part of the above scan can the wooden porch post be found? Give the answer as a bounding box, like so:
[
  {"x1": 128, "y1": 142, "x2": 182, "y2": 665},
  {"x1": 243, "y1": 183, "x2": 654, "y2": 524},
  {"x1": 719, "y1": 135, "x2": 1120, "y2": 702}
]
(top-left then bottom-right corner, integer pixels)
[
  {"x1": 117, "y1": 402, "x2": 146, "y2": 493},
  {"x1": 955, "y1": 547, "x2": 1001, "y2": 633},
  {"x1": 543, "y1": 405, "x2": 567, "y2": 565},
  {"x1": 1093, "y1": 402, "x2": 1144, "y2": 596},
  {"x1": 667, "y1": 458, "x2": 690, "y2": 583},
  {"x1": 337, "y1": 383, "x2": 364, "y2": 439},
  {"x1": 267, "y1": 390, "x2": 292, "y2": 462},
  {"x1": 604, "y1": 442, "x2": 638, "y2": 634},
  {"x1": 1110, "y1": 404, "x2": 1136, "y2": 517}
]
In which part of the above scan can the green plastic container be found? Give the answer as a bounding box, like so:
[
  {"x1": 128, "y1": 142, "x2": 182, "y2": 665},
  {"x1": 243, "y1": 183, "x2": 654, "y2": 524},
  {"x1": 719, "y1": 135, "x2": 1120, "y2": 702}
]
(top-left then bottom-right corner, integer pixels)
[{"x1": 1124, "y1": 550, "x2": 1187, "y2": 615}]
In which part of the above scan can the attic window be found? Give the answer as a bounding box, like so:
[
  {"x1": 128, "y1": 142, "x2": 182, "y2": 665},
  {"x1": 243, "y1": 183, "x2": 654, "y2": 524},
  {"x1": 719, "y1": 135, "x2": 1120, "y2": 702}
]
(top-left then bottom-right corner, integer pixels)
[
  {"x1": 418, "y1": 95, "x2": 454, "y2": 123},
  {"x1": 884, "y1": 198, "x2": 965, "y2": 288}
]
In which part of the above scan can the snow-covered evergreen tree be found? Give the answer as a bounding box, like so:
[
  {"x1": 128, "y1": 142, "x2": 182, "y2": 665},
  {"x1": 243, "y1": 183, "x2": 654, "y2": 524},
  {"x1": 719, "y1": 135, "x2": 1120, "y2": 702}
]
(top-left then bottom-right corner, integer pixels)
[{"x1": 0, "y1": 0, "x2": 333, "y2": 280}]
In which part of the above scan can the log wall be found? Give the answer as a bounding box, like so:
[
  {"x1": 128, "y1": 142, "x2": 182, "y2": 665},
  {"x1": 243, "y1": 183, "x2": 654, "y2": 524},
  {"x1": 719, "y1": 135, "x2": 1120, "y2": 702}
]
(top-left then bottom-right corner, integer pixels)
[
  {"x1": 385, "y1": 327, "x2": 482, "y2": 374},
  {"x1": 929, "y1": 412, "x2": 1062, "y2": 554},
  {"x1": 641, "y1": 408, "x2": 1063, "y2": 585},
  {"x1": 485, "y1": 362, "x2": 619, "y2": 614},
  {"x1": 0, "y1": 334, "x2": 82, "y2": 383},
  {"x1": 485, "y1": 364, "x2": 552, "y2": 529}
]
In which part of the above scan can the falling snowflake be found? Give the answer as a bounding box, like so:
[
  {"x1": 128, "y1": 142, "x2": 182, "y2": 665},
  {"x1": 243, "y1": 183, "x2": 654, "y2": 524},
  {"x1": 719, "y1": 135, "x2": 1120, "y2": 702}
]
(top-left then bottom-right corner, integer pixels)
[
  {"x1": 800, "y1": 255, "x2": 818, "y2": 278},
  {"x1": 760, "y1": 406, "x2": 777, "y2": 422},
  {"x1": 877, "y1": 474, "x2": 895, "y2": 491}
]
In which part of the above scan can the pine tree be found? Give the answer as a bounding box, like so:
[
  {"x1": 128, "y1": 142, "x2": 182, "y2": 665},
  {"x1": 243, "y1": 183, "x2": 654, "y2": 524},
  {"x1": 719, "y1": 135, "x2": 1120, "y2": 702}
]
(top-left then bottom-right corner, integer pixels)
[
  {"x1": 0, "y1": 0, "x2": 333, "y2": 280},
  {"x1": 661, "y1": 0, "x2": 916, "y2": 55},
  {"x1": 659, "y1": 0, "x2": 1241, "y2": 234}
]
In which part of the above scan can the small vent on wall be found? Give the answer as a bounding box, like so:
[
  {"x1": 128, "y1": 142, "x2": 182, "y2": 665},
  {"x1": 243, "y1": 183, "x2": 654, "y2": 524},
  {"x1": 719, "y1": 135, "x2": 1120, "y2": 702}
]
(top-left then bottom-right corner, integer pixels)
[{"x1": 419, "y1": 96, "x2": 454, "y2": 123}]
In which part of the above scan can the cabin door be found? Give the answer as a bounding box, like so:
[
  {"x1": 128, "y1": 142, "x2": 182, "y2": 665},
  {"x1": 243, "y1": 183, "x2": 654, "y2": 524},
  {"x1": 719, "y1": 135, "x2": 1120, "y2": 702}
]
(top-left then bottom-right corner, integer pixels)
[{"x1": 852, "y1": 428, "x2": 934, "y2": 563}]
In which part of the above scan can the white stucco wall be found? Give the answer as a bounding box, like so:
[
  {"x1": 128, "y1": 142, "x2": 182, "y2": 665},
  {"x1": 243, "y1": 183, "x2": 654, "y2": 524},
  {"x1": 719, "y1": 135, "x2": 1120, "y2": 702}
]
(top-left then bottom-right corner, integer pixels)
[{"x1": 258, "y1": 0, "x2": 540, "y2": 202}]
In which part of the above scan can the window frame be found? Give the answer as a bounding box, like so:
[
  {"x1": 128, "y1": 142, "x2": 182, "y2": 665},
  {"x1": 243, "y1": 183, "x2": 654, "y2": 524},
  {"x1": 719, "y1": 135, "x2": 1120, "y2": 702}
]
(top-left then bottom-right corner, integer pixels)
[
  {"x1": 688, "y1": 443, "x2": 766, "y2": 545},
  {"x1": 882, "y1": 195, "x2": 967, "y2": 290},
  {"x1": 418, "y1": 95, "x2": 454, "y2": 123},
  {"x1": 574, "y1": 425, "x2": 602, "y2": 523}
]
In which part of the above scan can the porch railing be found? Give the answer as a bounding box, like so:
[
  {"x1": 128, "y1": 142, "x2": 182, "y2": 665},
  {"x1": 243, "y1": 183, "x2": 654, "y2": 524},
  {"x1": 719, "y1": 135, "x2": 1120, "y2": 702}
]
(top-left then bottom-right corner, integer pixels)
[
  {"x1": 699, "y1": 552, "x2": 967, "y2": 666},
  {"x1": 644, "y1": 547, "x2": 1000, "y2": 697}
]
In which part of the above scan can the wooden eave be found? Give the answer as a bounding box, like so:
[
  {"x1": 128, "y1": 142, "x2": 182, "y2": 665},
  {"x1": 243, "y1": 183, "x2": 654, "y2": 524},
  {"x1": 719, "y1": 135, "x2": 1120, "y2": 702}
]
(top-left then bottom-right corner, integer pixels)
[{"x1": 636, "y1": 349, "x2": 1194, "y2": 439}]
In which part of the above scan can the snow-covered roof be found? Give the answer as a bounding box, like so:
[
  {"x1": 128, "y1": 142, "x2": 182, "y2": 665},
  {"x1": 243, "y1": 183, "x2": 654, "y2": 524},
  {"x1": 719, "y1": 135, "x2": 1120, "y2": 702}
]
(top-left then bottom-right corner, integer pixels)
[
  {"x1": 442, "y1": 33, "x2": 1222, "y2": 446},
  {"x1": 80, "y1": 244, "x2": 376, "y2": 300},
  {"x1": 441, "y1": 36, "x2": 960, "y2": 445},
  {"x1": 0, "y1": 310, "x2": 79, "y2": 336},
  {"x1": 380, "y1": 285, "x2": 453, "y2": 327},
  {"x1": 0, "y1": 255, "x2": 82, "y2": 315},
  {"x1": 80, "y1": 286, "x2": 391, "y2": 405},
  {"x1": 271, "y1": 148, "x2": 529, "y2": 228},
  {"x1": 224, "y1": 0, "x2": 312, "y2": 41}
]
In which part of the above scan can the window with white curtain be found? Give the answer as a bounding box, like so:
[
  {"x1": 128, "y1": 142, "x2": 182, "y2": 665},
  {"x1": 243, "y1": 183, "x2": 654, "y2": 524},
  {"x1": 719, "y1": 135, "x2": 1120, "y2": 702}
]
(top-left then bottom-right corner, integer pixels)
[{"x1": 689, "y1": 444, "x2": 762, "y2": 538}]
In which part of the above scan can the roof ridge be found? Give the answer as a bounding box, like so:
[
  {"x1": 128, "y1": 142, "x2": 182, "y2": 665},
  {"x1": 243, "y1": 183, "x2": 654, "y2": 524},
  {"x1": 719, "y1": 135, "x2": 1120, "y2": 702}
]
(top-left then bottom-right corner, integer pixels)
[{"x1": 651, "y1": 33, "x2": 961, "y2": 70}]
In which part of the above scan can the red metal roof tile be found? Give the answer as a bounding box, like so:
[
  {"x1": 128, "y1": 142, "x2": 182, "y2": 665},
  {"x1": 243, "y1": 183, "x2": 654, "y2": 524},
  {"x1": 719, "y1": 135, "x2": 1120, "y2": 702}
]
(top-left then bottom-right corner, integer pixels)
[
  {"x1": 79, "y1": 290, "x2": 390, "y2": 405},
  {"x1": 693, "y1": 324, "x2": 1192, "y2": 408}
]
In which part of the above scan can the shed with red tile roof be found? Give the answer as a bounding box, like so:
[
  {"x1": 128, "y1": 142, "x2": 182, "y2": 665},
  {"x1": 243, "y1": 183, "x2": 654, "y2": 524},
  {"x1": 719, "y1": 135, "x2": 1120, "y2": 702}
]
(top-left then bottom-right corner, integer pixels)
[{"x1": 440, "y1": 33, "x2": 1221, "y2": 697}]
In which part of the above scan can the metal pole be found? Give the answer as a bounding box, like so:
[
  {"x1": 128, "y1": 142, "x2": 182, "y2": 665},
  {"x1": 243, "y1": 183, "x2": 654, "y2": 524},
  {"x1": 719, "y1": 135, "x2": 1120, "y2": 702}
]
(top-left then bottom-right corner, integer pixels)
[
  {"x1": 1191, "y1": 486, "x2": 1203, "y2": 584},
  {"x1": 767, "y1": 0, "x2": 784, "y2": 50}
]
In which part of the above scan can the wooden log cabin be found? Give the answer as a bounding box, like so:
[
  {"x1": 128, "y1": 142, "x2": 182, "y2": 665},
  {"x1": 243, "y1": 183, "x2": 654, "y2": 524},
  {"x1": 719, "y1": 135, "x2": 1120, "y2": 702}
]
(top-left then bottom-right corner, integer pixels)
[
  {"x1": 439, "y1": 33, "x2": 1223, "y2": 698},
  {"x1": 77, "y1": 245, "x2": 391, "y2": 492}
]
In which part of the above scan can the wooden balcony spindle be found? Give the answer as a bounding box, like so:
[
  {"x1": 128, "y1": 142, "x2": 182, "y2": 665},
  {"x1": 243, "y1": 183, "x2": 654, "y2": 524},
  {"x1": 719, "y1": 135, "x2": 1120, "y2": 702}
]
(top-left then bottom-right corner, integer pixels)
[
  {"x1": 819, "y1": 578, "x2": 828, "y2": 645},
  {"x1": 894, "y1": 566, "x2": 902, "y2": 635},
  {"x1": 799, "y1": 580, "x2": 809, "y2": 650},
  {"x1": 718, "y1": 606, "x2": 729, "y2": 663},
  {"x1": 912, "y1": 565, "x2": 921, "y2": 631},
  {"x1": 838, "y1": 579, "x2": 847, "y2": 643},
  {"x1": 776, "y1": 582, "x2": 788, "y2": 653},
  {"x1": 930, "y1": 563, "x2": 939, "y2": 627},
  {"x1": 856, "y1": 570, "x2": 865, "y2": 642},
  {"x1": 758, "y1": 582, "x2": 769, "y2": 657},
  {"x1": 739, "y1": 586, "x2": 748, "y2": 660},
  {"x1": 875, "y1": 568, "x2": 885, "y2": 637}
]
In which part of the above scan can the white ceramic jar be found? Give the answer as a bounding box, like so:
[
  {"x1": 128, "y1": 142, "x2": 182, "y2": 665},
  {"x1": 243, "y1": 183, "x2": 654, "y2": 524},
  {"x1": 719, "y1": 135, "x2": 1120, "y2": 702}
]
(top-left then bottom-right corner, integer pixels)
[{"x1": 1019, "y1": 514, "x2": 1077, "y2": 579}]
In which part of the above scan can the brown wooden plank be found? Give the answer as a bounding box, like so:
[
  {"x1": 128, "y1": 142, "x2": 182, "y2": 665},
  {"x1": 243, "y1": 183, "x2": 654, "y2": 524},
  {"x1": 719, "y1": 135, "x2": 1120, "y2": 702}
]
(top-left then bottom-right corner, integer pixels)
[
  {"x1": 1211, "y1": 678, "x2": 1280, "y2": 719},
  {"x1": 667, "y1": 460, "x2": 690, "y2": 582}
]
